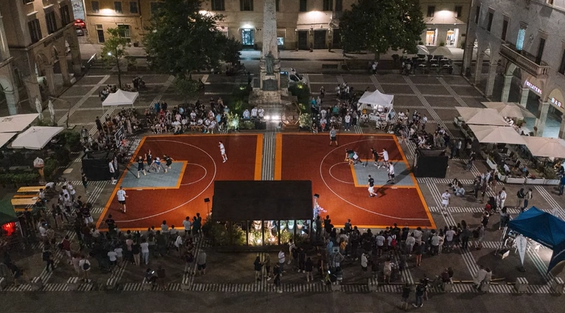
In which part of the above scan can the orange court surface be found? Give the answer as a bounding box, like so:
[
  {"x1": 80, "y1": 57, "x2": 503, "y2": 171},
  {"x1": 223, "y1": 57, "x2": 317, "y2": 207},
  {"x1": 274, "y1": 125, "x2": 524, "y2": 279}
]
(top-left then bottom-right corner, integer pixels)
[{"x1": 98, "y1": 133, "x2": 433, "y2": 230}]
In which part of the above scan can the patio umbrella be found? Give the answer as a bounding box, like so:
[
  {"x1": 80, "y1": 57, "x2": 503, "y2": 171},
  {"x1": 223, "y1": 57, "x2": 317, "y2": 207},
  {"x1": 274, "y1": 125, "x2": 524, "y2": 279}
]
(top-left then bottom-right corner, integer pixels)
[
  {"x1": 416, "y1": 45, "x2": 429, "y2": 55},
  {"x1": 11, "y1": 126, "x2": 64, "y2": 150},
  {"x1": 432, "y1": 46, "x2": 453, "y2": 58},
  {"x1": 456, "y1": 107, "x2": 508, "y2": 126},
  {"x1": 35, "y1": 97, "x2": 43, "y2": 120},
  {"x1": 523, "y1": 136, "x2": 565, "y2": 158},
  {"x1": 48, "y1": 99, "x2": 55, "y2": 124},
  {"x1": 482, "y1": 102, "x2": 535, "y2": 119},
  {"x1": 468, "y1": 125, "x2": 526, "y2": 145}
]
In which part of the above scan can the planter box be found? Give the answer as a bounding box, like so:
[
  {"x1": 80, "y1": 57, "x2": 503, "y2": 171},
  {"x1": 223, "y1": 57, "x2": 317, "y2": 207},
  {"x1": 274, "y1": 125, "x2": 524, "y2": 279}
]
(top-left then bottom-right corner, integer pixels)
[
  {"x1": 486, "y1": 158, "x2": 497, "y2": 170},
  {"x1": 545, "y1": 179, "x2": 560, "y2": 186},
  {"x1": 526, "y1": 178, "x2": 545, "y2": 185},
  {"x1": 505, "y1": 177, "x2": 526, "y2": 184}
]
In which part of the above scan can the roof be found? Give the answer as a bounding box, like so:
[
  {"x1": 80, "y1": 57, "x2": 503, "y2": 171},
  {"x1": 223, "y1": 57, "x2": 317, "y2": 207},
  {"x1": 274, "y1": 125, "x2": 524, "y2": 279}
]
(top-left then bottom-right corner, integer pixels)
[{"x1": 212, "y1": 181, "x2": 313, "y2": 221}]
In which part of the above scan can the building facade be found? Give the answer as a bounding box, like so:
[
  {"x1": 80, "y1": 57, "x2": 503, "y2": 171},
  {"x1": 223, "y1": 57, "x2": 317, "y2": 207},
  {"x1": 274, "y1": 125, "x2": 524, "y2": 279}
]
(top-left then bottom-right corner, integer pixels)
[
  {"x1": 0, "y1": 10, "x2": 19, "y2": 115},
  {"x1": 0, "y1": 0, "x2": 82, "y2": 113},
  {"x1": 464, "y1": 0, "x2": 565, "y2": 138},
  {"x1": 79, "y1": 0, "x2": 469, "y2": 51}
]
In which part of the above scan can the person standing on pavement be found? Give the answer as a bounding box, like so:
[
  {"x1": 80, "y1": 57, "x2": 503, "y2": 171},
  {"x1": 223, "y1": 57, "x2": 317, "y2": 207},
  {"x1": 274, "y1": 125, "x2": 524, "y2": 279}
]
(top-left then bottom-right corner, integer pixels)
[
  {"x1": 79, "y1": 255, "x2": 91, "y2": 282},
  {"x1": 81, "y1": 171, "x2": 88, "y2": 194},
  {"x1": 413, "y1": 281, "x2": 426, "y2": 308},
  {"x1": 401, "y1": 282, "x2": 412, "y2": 310},
  {"x1": 254, "y1": 255, "x2": 263, "y2": 281},
  {"x1": 278, "y1": 250, "x2": 286, "y2": 274},
  {"x1": 219, "y1": 141, "x2": 228, "y2": 163},
  {"x1": 441, "y1": 190, "x2": 451, "y2": 214},
  {"x1": 499, "y1": 187, "x2": 507, "y2": 209},
  {"x1": 197, "y1": 249, "x2": 207, "y2": 275},
  {"x1": 140, "y1": 238, "x2": 150, "y2": 265},
  {"x1": 116, "y1": 186, "x2": 128, "y2": 213},
  {"x1": 329, "y1": 127, "x2": 338, "y2": 146},
  {"x1": 42, "y1": 246, "x2": 54, "y2": 272},
  {"x1": 157, "y1": 265, "x2": 167, "y2": 290},
  {"x1": 305, "y1": 256, "x2": 314, "y2": 282},
  {"x1": 273, "y1": 263, "x2": 282, "y2": 293},
  {"x1": 523, "y1": 188, "x2": 533, "y2": 211},
  {"x1": 516, "y1": 188, "x2": 525, "y2": 210},
  {"x1": 182, "y1": 216, "x2": 192, "y2": 239},
  {"x1": 264, "y1": 254, "x2": 272, "y2": 280}
]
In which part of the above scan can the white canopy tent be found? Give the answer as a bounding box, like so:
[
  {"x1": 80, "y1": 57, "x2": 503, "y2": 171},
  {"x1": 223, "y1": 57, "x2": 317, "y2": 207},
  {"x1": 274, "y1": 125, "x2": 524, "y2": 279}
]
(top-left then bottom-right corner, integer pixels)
[
  {"x1": 357, "y1": 90, "x2": 394, "y2": 111},
  {"x1": 0, "y1": 113, "x2": 40, "y2": 133},
  {"x1": 523, "y1": 136, "x2": 565, "y2": 158},
  {"x1": 102, "y1": 89, "x2": 139, "y2": 107},
  {"x1": 468, "y1": 125, "x2": 526, "y2": 145},
  {"x1": 432, "y1": 46, "x2": 453, "y2": 58},
  {"x1": 0, "y1": 132, "x2": 16, "y2": 148},
  {"x1": 481, "y1": 102, "x2": 535, "y2": 119},
  {"x1": 11, "y1": 126, "x2": 64, "y2": 150},
  {"x1": 416, "y1": 45, "x2": 430, "y2": 55},
  {"x1": 456, "y1": 107, "x2": 508, "y2": 126}
]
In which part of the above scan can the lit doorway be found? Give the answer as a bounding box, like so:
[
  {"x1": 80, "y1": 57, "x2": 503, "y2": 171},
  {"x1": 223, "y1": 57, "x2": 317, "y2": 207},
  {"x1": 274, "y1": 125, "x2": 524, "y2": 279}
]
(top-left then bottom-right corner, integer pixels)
[
  {"x1": 446, "y1": 29, "x2": 459, "y2": 47},
  {"x1": 241, "y1": 29, "x2": 254, "y2": 47},
  {"x1": 426, "y1": 29, "x2": 436, "y2": 46}
]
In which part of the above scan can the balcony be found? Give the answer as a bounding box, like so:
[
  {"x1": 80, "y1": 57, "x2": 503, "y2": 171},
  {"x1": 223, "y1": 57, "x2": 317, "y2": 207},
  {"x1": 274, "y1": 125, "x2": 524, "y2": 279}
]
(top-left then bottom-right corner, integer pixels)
[{"x1": 500, "y1": 43, "x2": 550, "y2": 78}]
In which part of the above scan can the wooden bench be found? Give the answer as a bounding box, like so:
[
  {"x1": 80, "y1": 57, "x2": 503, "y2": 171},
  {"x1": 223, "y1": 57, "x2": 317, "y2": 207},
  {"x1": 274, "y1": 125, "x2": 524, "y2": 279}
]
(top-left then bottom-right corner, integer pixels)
[
  {"x1": 368, "y1": 278, "x2": 378, "y2": 291},
  {"x1": 17, "y1": 186, "x2": 45, "y2": 194},
  {"x1": 30, "y1": 276, "x2": 43, "y2": 291},
  {"x1": 66, "y1": 276, "x2": 81, "y2": 291},
  {"x1": 13, "y1": 194, "x2": 37, "y2": 199},
  {"x1": 515, "y1": 277, "x2": 528, "y2": 292},
  {"x1": 11, "y1": 198, "x2": 39, "y2": 211}
]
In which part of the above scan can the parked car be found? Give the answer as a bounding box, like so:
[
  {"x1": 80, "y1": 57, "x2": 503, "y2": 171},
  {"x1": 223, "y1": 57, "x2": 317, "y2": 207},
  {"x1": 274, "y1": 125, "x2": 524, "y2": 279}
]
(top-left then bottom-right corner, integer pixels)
[{"x1": 74, "y1": 19, "x2": 85, "y2": 29}]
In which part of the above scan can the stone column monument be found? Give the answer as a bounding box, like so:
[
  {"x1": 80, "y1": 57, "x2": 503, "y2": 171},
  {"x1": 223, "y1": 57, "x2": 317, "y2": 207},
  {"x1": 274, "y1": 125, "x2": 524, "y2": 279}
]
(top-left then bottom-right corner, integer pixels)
[{"x1": 260, "y1": 0, "x2": 280, "y2": 91}]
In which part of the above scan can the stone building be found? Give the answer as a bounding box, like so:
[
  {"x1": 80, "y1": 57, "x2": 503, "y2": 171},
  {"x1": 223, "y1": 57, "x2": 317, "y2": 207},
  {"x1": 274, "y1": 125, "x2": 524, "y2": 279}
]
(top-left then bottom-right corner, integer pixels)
[
  {"x1": 0, "y1": 10, "x2": 19, "y2": 115},
  {"x1": 79, "y1": 0, "x2": 469, "y2": 51},
  {"x1": 0, "y1": 0, "x2": 81, "y2": 114},
  {"x1": 464, "y1": 0, "x2": 565, "y2": 138}
]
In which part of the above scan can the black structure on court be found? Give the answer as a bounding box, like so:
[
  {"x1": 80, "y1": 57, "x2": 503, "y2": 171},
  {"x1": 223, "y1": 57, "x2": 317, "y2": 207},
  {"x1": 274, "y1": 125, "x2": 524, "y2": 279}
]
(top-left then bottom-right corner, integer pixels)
[{"x1": 212, "y1": 180, "x2": 313, "y2": 247}]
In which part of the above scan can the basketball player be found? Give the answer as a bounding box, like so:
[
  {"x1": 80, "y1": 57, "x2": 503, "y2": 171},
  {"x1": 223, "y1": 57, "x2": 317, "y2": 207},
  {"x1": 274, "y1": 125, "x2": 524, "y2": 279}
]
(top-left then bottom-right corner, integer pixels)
[{"x1": 219, "y1": 141, "x2": 227, "y2": 163}]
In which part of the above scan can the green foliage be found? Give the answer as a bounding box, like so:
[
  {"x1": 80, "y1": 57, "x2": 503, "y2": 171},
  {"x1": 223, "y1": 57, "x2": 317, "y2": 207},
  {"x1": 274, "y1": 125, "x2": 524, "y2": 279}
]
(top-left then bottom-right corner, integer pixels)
[
  {"x1": 173, "y1": 77, "x2": 201, "y2": 104},
  {"x1": 101, "y1": 28, "x2": 130, "y2": 87},
  {"x1": 240, "y1": 120, "x2": 255, "y2": 130},
  {"x1": 143, "y1": 0, "x2": 227, "y2": 79},
  {"x1": 288, "y1": 83, "x2": 311, "y2": 113},
  {"x1": 230, "y1": 84, "x2": 251, "y2": 115},
  {"x1": 64, "y1": 130, "x2": 81, "y2": 152},
  {"x1": 43, "y1": 158, "x2": 59, "y2": 180},
  {"x1": 54, "y1": 148, "x2": 71, "y2": 166},
  {"x1": 223, "y1": 37, "x2": 242, "y2": 65},
  {"x1": 226, "y1": 112, "x2": 240, "y2": 131},
  {"x1": 208, "y1": 222, "x2": 245, "y2": 246},
  {"x1": 0, "y1": 172, "x2": 39, "y2": 186},
  {"x1": 299, "y1": 113, "x2": 312, "y2": 128},
  {"x1": 340, "y1": 0, "x2": 426, "y2": 57}
]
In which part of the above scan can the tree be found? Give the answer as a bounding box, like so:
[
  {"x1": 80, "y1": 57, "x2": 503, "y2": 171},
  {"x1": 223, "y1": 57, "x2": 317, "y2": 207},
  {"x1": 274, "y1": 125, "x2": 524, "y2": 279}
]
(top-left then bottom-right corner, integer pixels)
[
  {"x1": 223, "y1": 37, "x2": 243, "y2": 66},
  {"x1": 101, "y1": 28, "x2": 130, "y2": 88},
  {"x1": 339, "y1": 0, "x2": 425, "y2": 59},
  {"x1": 143, "y1": 0, "x2": 226, "y2": 80}
]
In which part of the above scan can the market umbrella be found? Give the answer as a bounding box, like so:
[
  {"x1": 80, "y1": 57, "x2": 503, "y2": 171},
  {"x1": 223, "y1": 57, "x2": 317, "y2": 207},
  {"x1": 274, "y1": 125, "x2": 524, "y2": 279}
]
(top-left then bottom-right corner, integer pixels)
[
  {"x1": 482, "y1": 102, "x2": 535, "y2": 119},
  {"x1": 456, "y1": 107, "x2": 508, "y2": 126},
  {"x1": 433, "y1": 46, "x2": 453, "y2": 58},
  {"x1": 11, "y1": 126, "x2": 64, "y2": 150},
  {"x1": 0, "y1": 113, "x2": 39, "y2": 132},
  {"x1": 48, "y1": 99, "x2": 55, "y2": 124},
  {"x1": 523, "y1": 136, "x2": 565, "y2": 158},
  {"x1": 468, "y1": 125, "x2": 526, "y2": 145},
  {"x1": 35, "y1": 97, "x2": 43, "y2": 121},
  {"x1": 416, "y1": 45, "x2": 429, "y2": 55}
]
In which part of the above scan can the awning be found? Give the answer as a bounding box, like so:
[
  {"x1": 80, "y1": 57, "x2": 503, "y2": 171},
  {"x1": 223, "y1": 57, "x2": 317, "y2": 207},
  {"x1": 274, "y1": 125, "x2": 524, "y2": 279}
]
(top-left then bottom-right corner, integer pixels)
[
  {"x1": 468, "y1": 125, "x2": 526, "y2": 145},
  {"x1": 102, "y1": 89, "x2": 139, "y2": 107},
  {"x1": 11, "y1": 126, "x2": 64, "y2": 150},
  {"x1": 0, "y1": 113, "x2": 40, "y2": 133},
  {"x1": 455, "y1": 107, "x2": 508, "y2": 126},
  {"x1": 0, "y1": 132, "x2": 17, "y2": 148},
  {"x1": 296, "y1": 12, "x2": 332, "y2": 30},
  {"x1": 424, "y1": 16, "x2": 465, "y2": 25}
]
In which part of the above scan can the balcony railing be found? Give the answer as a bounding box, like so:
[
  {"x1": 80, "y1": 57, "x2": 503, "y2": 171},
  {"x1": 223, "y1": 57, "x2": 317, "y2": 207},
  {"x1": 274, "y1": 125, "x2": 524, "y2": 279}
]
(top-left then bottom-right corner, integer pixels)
[{"x1": 500, "y1": 43, "x2": 550, "y2": 77}]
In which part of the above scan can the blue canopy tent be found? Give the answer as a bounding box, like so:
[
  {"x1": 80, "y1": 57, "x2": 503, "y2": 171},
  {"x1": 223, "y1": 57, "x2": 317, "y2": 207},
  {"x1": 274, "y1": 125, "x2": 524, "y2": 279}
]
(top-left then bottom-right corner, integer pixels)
[{"x1": 507, "y1": 207, "x2": 565, "y2": 273}]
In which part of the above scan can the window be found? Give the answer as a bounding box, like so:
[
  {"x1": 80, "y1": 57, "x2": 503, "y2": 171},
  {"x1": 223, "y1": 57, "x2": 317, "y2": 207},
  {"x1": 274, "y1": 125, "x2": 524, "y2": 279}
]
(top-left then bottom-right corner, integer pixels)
[
  {"x1": 114, "y1": 1, "x2": 122, "y2": 13},
  {"x1": 299, "y1": 0, "x2": 307, "y2": 12},
  {"x1": 516, "y1": 27, "x2": 526, "y2": 51},
  {"x1": 28, "y1": 19, "x2": 42, "y2": 43},
  {"x1": 45, "y1": 11, "x2": 57, "y2": 34},
  {"x1": 240, "y1": 0, "x2": 253, "y2": 11},
  {"x1": 60, "y1": 5, "x2": 71, "y2": 25},
  {"x1": 92, "y1": 1, "x2": 100, "y2": 13},
  {"x1": 150, "y1": 2, "x2": 160, "y2": 16},
  {"x1": 117, "y1": 25, "x2": 130, "y2": 38},
  {"x1": 211, "y1": 0, "x2": 225, "y2": 11},
  {"x1": 323, "y1": 0, "x2": 333, "y2": 11},
  {"x1": 454, "y1": 6, "x2": 463, "y2": 18},
  {"x1": 486, "y1": 12, "x2": 494, "y2": 31},
  {"x1": 427, "y1": 6, "x2": 435, "y2": 17},
  {"x1": 547, "y1": 0, "x2": 554, "y2": 5},
  {"x1": 474, "y1": 5, "x2": 481, "y2": 24},
  {"x1": 501, "y1": 19, "x2": 508, "y2": 41},
  {"x1": 335, "y1": 0, "x2": 343, "y2": 12},
  {"x1": 558, "y1": 50, "x2": 565, "y2": 75},
  {"x1": 130, "y1": 1, "x2": 138, "y2": 13},
  {"x1": 276, "y1": 0, "x2": 279, "y2": 11}
]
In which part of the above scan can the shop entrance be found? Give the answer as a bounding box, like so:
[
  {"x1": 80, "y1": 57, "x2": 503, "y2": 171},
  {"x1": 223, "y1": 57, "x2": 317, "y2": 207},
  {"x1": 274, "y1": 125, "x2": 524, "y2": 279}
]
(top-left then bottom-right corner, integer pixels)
[
  {"x1": 313, "y1": 30, "x2": 326, "y2": 49},
  {"x1": 297, "y1": 31, "x2": 308, "y2": 50},
  {"x1": 241, "y1": 29, "x2": 254, "y2": 47}
]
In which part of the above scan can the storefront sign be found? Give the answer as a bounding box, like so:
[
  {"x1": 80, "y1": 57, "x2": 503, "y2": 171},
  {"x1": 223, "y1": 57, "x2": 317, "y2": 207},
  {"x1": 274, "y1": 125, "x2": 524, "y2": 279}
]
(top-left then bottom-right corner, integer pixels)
[
  {"x1": 525, "y1": 80, "x2": 542, "y2": 95},
  {"x1": 550, "y1": 97, "x2": 563, "y2": 108}
]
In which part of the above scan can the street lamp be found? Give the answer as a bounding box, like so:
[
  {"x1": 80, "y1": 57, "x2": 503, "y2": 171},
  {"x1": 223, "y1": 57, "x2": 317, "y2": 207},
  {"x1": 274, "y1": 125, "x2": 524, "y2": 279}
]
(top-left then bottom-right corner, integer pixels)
[{"x1": 108, "y1": 51, "x2": 122, "y2": 88}]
